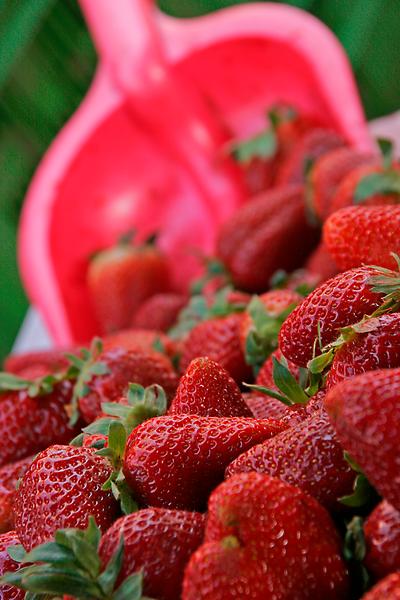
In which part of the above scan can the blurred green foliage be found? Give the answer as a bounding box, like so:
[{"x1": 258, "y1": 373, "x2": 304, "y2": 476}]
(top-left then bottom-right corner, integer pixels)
[{"x1": 1, "y1": 0, "x2": 400, "y2": 361}]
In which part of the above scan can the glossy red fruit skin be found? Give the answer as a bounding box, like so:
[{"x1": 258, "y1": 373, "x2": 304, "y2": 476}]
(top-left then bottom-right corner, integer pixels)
[
  {"x1": 324, "y1": 368, "x2": 400, "y2": 512},
  {"x1": 243, "y1": 392, "x2": 290, "y2": 421},
  {"x1": 304, "y1": 242, "x2": 339, "y2": 284},
  {"x1": 361, "y1": 572, "x2": 400, "y2": 600},
  {"x1": 330, "y1": 162, "x2": 400, "y2": 215},
  {"x1": 14, "y1": 445, "x2": 118, "y2": 551},
  {"x1": 123, "y1": 415, "x2": 285, "y2": 511},
  {"x1": 78, "y1": 347, "x2": 178, "y2": 423},
  {"x1": 99, "y1": 508, "x2": 205, "y2": 600},
  {"x1": 3, "y1": 349, "x2": 72, "y2": 376},
  {"x1": 310, "y1": 147, "x2": 374, "y2": 222},
  {"x1": 227, "y1": 407, "x2": 354, "y2": 510},
  {"x1": 168, "y1": 357, "x2": 251, "y2": 417},
  {"x1": 239, "y1": 290, "x2": 303, "y2": 353},
  {"x1": 216, "y1": 185, "x2": 319, "y2": 292},
  {"x1": 182, "y1": 473, "x2": 349, "y2": 600},
  {"x1": 0, "y1": 456, "x2": 33, "y2": 533},
  {"x1": 88, "y1": 244, "x2": 171, "y2": 334},
  {"x1": 324, "y1": 206, "x2": 400, "y2": 271},
  {"x1": 180, "y1": 314, "x2": 251, "y2": 385},
  {"x1": 0, "y1": 530, "x2": 25, "y2": 599},
  {"x1": 0, "y1": 381, "x2": 79, "y2": 468},
  {"x1": 279, "y1": 267, "x2": 384, "y2": 367},
  {"x1": 326, "y1": 313, "x2": 400, "y2": 388},
  {"x1": 275, "y1": 128, "x2": 345, "y2": 186},
  {"x1": 102, "y1": 328, "x2": 180, "y2": 362},
  {"x1": 364, "y1": 500, "x2": 400, "y2": 580},
  {"x1": 131, "y1": 293, "x2": 187, "y2": 332}
]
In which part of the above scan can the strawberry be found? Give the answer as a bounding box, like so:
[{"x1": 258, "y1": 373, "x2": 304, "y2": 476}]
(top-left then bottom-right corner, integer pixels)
[
  {"x1": 0, "y1": 519, "x2": 146, "y2": 598},
  {"x1": 68, "y1": 342, "x2": 178, "y2": 424},
  {"x1": 3, "y1": 348, "x2": 72, "y2": 377},
  {"x1": 0, "y1": 530, "x2": 25, "y2": 599},
  {"x1": 361, "y1": 572, "x2": 400, "y2": 600},
  {"x1": 239, "y1": 290, "x2": 302, "y2": 372},
  {"x1": 0, "y1": 456, "x2": 33, "y2": 534},
  {"x1": 102, "y1": 328, "x2": 179, "y2": 363},
  {"x1": 179, "y1": 313, "x2": 252, "y2": 384},
  {"x1": 308, "y1": 147, "x2": 374, "y2": 221},
  {"x1": 123, "y1": 415, "x2": 285, "y2": 510},
  {"x1": 99, "y1": 508, "x2": 205, "y2": 600},
  {"x1": 324, "y1": 368, "x2": 400, "y2": 512},
  {"x1": 364, "y1": 500, "x2": 400, "y2": 580},
  {"x1": 304, "y1": 242, "x2": 339, "y2": 283},
  {"x1": 182, "y1": 473, "x2": 349, "y2": 599},
  {"x1": 324, "y1": 206, "x2": 400, "y2": 271},
  {"x1": 0, "y1": 375, "x2": 79, "y2": 467},
  {"x1": 87, "y1": 233, "x2": 170, "y2": 334},
  {"x1": 275, "y1": 128, "x2": 345, "y2": 186},
  {"x1": 326, "y1": 313, "x2": 400, "y2": 388},
  {"x1": 131, "y1": 293, "x2": 187, "y2": 331},
  {"x1": 168, "y1": 357, "x2": 251, "y2": 417},
  {"x1": 243, "y1": 392, "x2": 291, "y2": 420},
  {"x1": 216, "y1": 185, "x2": 319, "y2": 292},
  {"x1": 14, "y1": 444, "x2": 119, "y2": 550},
  {"x1": 227, "y1": 407, "x2": 354, "y2": 510},
  {"x1": 231, "y1": 106, "x2": 316, "y2": 195},
  {"x1": 279, "y1": 266, "x2": 386, "y2": 367},
  {"x1": 329, "y1": 149, "x2": 400, "y2": 215}
]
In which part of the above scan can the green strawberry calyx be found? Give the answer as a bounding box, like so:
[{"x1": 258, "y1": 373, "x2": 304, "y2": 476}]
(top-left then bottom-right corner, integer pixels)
[
  {"x1": 169, "y1": 285, "x2": 246, "y2": 340},
  {"x1": 354, "y1": 138, "x2": 400, "y2": 203},
  {"x1": 245, "y1": 355, "x2": 314, "y2": 406},
  {"x1": 244, "y1": 296, "x2": 298, "y2": 375},
  {"x1": 343, "y1": 516, "x2": 370, "y2": 594},
  {"x1": 339, "y1": 452, "x2": 378, "y2": 508},
  {"x1": 65, "y1": 337, "x2": 111, "y2": 427},
  {"x1": 0, "y1": 517, "x2": 152, "y2": 599},
  {"x1": 0, "y1": 371, "x2": 66, "y2": 397}
]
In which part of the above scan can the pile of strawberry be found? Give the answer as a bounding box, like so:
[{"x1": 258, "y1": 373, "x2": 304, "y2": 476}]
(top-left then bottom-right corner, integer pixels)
[{"x1": 3, "y1": 106, "x2": 400, "y2": 599}]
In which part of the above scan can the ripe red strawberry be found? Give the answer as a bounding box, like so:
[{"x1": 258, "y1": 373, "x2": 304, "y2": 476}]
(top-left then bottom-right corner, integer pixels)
[
  {"x1": 239, "y1": 290, "x2": 302, "y2": 371},
  {"x1": 361, "y1": 572, "x2": 400, "y2": 600},
  {"x1": 324, "y1": 368, "x2": 400, "y2": 512},
  {"x1": 330, "y1": 161, "x2": 400, "y2": 215},
  {"x1": 231, "y1": 106, "x2": 317, "y2": 195},
  {"x1": 304, "y1": 242, "x2": 339, "y2": 284},
  {"x1": 123, "y1": 415, "x2": 285, "y2": 510},
  {"x1": 102, "y1": 328, "x2": 179, "y2": 362},
  {"x1": 87, "y1": 235, "x2": 171, "y2": 333},
  {"x1": 168, "y1": 357, "x2": 251, "y2": 417},
  {"x1": 279, "y1": 266, "x2": 385, "y2": 366},
  {"x1": 14, "y1": 444, "x2": 118, "y2": 550},
  {"x1": 99, "y1": 508, "x2": 205, "y2": 600},
  {"x1": 324, "y1": 206, "x2": 400, "y2": 271},
  {"x1": 72, "y1": 345, "x2": 178, "y2": 424},
  {"x1": 0, "y1": 456, "x2": 33, "y2": 534},
  {"x1": 0, "y1": 530, "x2": 25, "y2": 599},
  {"x1": 0, "y1": 377, "x2": 79, "y2": 467},
  {"x1": 216, "y1": 185, "x2": 319, "y2": 292},
  {"x1": 227, "y1": 407, "x2": 354, "y2": 510},
  {"x1": 180, "y1": 314, "x2": 251, "y2": 384},
  {"x1": 3, "y1": 348, "x2": 72, "y2": 377},
  {"x1": 309, "y1": 147, "x2": 374, "y2": 221},
  {"x1": 364, "y1": 500, "x2": 400, "y2": 580},
  {"x1": 182, "y1": 473, "x2": 349, "y2": 599},
  {"x1": 131, "y1": 293, "x2": 188, "y2": 331},
  {"x1": 243, "y1": 392, "x2": 291, "y2": 420},
  {"x1": 326, "y1": 313, "x2": 400, "y2": 388},
  {"x1": 275, "y1": 128, "x2": 345, "y2": 186}
]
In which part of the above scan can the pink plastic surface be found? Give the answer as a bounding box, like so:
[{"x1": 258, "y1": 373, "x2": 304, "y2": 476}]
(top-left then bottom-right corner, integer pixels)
[{"x1": 18, "y1": 0, "x2": 373, "y2": 345}]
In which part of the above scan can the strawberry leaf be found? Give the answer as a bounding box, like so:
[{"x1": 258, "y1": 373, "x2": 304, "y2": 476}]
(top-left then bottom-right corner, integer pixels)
[
  {"x1": 0, "y1": 371, "x2": 65, "y2": 397},
  {"x1": 377, "y1": 137, "x2": 394, "y2": 170},
  {"x1": 230, "y1": 128, "x2": 277, "y2": 163},
  {"x1": 270, "y1": 355, "x2": 309, "y2": 405},
  {"x1": 354, "y1": 170, "x2": 400, "y2": 203}
]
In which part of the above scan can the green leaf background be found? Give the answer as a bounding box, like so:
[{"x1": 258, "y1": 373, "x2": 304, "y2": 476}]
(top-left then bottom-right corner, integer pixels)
[{"x1": 1, "y1": 0, "x2": 399, "y2": 362}]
